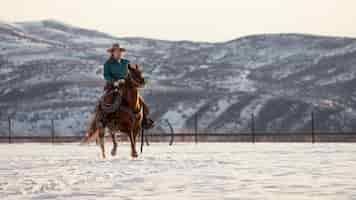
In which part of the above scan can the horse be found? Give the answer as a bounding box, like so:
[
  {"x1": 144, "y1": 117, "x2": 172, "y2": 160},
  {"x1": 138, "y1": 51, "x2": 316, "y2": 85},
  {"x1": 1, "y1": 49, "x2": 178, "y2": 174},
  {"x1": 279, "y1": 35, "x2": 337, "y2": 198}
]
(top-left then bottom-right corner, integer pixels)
[{"x1": 82, "y1": 64, "x2": 146, "y2": 158}]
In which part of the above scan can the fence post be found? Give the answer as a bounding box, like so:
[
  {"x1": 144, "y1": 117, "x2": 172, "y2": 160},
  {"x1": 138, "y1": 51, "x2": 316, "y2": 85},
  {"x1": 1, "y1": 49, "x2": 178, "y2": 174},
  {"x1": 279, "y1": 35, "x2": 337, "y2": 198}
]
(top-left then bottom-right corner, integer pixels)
[
  {"x1": 166, "y1": 119, "x2": 175, "y2": 146},
  {"x1": 194, "y1": 113, "x2": 198, "y2": 143},
  {"x1": 311, "y1": 111, "x2": 315, "y2": 143},
  {"x1": 342, "y1": 112, "x2": 346, "y2": 133},
  {"x1": 251, "y1": 113, "x2": 255, "y2": 143},
  {"x1": 51, "y1": 119, "x2": 55, "y2": 144},
  {"x1": 140, "y1": 128, "x2": 144, "y2": 153},
  {"x1": 8, "y1": 117, "x2": 11, "y2": 144}
]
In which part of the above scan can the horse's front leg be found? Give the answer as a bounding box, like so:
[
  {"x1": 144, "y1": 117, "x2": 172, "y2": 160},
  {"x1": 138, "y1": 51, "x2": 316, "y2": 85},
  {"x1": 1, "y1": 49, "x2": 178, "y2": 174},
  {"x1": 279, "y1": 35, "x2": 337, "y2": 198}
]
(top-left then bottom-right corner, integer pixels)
[
  {"x1": 128, "y1": 130, "x2": 138, "y2": 158},
  {"x1": 110, "y1": 131, "x2": 118, "y2": 156},
  {"x1": 99, "y1": 128, "x2": 106, "y2": 159}
]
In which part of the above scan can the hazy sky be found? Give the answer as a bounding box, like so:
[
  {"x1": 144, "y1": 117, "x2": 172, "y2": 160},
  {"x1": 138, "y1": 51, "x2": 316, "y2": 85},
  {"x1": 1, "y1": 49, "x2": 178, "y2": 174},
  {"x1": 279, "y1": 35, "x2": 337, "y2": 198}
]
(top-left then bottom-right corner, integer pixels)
[{"x1": 1, "y1": 0, "x2": 355, "y2": 42}]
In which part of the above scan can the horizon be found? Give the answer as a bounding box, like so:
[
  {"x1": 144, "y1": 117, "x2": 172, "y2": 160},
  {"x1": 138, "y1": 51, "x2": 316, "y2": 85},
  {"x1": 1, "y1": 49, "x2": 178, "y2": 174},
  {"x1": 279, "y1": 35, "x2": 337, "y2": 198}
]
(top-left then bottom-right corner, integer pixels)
[
  {"x1": 1, "y1": 0, "x2": 356, "y2": 42},
  {"x1": 4, "y1": 18, "x2": 356, "y2": 43}
]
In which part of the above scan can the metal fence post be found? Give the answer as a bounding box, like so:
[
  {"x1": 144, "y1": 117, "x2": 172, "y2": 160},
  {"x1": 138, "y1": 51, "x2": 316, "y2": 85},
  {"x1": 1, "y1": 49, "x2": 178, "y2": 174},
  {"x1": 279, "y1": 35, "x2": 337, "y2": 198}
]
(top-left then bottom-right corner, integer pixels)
[
  {"x1": 166, "y1": 119, "x2": 175, "y2": 146},
  {"x1": 311, "y1": 112, "x2": 315, "y2": 143},
  {"x1": 140, "y1": 128, "x2": 144, "y2": 153},
  {"x1": 51, "y1": 119, "x2": 55, "y2": 144},
  {"x1": 251, "y1": 113, "x2": 255, "y2": 143},
  {"x1": 194, "y1": 114, "x2": 198, "y2": 143},
  {"x1": 8, "y1": 117, "x2": 11, "y2": 144},
  {"x1": 342, "y1": 111, "x2": 346, "y2": 133}
]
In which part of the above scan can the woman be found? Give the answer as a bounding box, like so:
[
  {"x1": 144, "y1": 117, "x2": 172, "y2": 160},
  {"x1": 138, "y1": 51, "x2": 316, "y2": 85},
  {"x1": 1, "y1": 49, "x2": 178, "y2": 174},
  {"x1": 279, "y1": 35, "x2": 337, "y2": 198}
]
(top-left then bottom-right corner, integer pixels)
[
  {"x1": 104, "y1": 43, "x2": 129, "y2": 87},
  {"x1": 101, "y1": 43, "x2": 154, "y2": 129}
]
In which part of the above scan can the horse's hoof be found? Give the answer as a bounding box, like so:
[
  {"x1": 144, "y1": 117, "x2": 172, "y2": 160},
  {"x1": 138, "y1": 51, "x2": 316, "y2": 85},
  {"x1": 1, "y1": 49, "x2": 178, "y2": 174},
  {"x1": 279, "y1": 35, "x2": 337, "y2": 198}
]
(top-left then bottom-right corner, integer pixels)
[
  {"x1": 131, "y1": 152, "x2": 138, "y2": 158},
  {"x1": 111, "y1": 150, "x2": 117, "y2": 156}
]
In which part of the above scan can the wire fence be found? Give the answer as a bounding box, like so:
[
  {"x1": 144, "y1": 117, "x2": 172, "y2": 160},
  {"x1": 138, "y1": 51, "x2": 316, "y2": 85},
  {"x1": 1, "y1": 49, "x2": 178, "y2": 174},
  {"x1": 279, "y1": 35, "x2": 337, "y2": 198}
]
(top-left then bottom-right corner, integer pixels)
[{"x1": 1, "y1": 110, "x2": 356, "y2": 144}]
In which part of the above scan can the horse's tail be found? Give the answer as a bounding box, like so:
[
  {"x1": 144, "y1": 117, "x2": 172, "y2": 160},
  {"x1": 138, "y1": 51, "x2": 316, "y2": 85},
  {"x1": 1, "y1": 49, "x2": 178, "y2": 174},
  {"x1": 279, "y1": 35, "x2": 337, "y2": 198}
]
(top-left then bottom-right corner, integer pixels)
[
  {"x1": 81, "y1": 102, "x2": 102, "y2": 145},
  {"x1": 81, "y1": 129, "x2": 100, "y2": 145}
]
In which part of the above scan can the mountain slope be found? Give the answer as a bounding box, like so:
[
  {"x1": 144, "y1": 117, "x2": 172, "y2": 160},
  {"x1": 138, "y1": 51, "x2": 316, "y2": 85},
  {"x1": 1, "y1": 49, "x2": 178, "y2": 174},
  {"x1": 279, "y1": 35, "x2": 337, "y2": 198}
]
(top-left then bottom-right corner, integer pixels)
[{"x1": 1, "y1": 20, "x2": 356, "y2": 135}]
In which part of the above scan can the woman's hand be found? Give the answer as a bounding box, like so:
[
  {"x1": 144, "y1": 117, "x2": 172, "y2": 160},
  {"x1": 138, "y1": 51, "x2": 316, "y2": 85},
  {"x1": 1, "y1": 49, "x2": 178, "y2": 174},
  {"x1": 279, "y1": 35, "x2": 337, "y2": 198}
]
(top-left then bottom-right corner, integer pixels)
[{"x1": 113, "y1": 79, "x2": 125, "y2": 87}]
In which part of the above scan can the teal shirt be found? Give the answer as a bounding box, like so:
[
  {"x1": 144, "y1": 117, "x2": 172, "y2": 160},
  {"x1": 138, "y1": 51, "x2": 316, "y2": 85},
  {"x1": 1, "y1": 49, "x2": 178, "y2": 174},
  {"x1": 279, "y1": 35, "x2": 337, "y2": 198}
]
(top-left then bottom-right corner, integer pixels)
[{"x1": 104, "y1": 58, "x2": 130, "y2": 83}]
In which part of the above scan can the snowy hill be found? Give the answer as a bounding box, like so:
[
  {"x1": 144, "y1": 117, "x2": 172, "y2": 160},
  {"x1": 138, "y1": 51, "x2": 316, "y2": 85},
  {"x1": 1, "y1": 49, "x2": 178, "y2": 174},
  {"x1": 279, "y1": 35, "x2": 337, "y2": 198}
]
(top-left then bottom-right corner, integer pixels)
[{"x1": 1, "y1": 20, "x2": 356, "y2": 135}]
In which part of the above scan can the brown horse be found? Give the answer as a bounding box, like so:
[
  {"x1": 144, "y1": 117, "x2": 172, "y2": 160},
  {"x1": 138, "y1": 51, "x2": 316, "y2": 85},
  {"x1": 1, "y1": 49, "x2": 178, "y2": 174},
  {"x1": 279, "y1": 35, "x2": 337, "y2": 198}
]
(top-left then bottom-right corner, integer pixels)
[{"x1": 82, "y1": 64, "x2": 146, "y2": 158}]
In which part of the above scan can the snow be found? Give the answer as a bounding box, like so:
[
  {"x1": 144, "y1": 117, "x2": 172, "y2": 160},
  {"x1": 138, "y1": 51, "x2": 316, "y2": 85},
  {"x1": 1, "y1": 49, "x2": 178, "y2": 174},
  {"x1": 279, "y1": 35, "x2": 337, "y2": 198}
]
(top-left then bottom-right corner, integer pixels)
[
  {"x1": 0, "y1": 67, "x2": 12, "y2": 74},
  {"x1": 8, "y1": 108, "x2": 93, "y2": 136},
  {"x1": 314, "y1": 42, "x2": 356, "y2": 64},
  {"x1": 316, "y1": 72, "x2": 355, "y2": 86},
  {"x1": 216, "y1": 70, "x2": 256, "y2": 92},
  {"x1": 199, "y1": 64, "x2": 210, "y2": 69},
  {"x1": 71, "y1": 36, "x2": 114, "y2": 45},
  {"x1": 24, "y1": 76, "x2": 52, "y2": 85},
  {"x1": 301, "y1": 75, "x2": 315, "y2": 81},
  {"x1": 1, "y1": 143, "x2": 356, "y2": 200},
  {"x1": 1, "y1": 20, "x2": 356, "y2": 134},
  {"x1": 79, "y1": 65, "x2": 102, "y2": 80},
  {"x1": 161, "y1": 101, "x2": 205, "y2": 129},
  {"x1": 2, "y1": 88, "x2": 12, "y2": 95},
  {"x1": 118, "y1": 40, "x2": 153, "y2": 51},
  {"x1": 7, "y1": 53, "x2": 77, "y2": 65},
  {"x1": 198, "y1": 98, "x2": 237, "y2": 129},
  {"x1": 234, "y1": 95, "x2": 273, "y2": 129},
  {"x1": 207, "y1": 49, "x2": 228, "y2": 62}
]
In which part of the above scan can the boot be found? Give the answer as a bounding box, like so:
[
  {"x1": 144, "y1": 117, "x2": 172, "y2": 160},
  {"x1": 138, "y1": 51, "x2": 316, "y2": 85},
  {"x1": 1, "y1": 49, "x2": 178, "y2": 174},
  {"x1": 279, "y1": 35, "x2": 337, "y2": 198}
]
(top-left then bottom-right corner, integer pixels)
[
  {"x1": 139, "y1": 95, "x2": 154, "y2": 129},
  {"x1": 99, "y1": 112, "x2": 108, "y2": 128},
  {"x1": 142, "y1": 116, "x2": 154, "y2": 129}
]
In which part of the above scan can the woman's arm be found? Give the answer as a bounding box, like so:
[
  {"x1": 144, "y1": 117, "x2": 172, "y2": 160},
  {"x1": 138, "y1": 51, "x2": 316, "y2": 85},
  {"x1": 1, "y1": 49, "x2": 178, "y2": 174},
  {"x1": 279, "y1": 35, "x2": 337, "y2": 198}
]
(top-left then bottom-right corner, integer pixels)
[{"x1": 104, "y1": 63, "x2": 112, "y2": 83}]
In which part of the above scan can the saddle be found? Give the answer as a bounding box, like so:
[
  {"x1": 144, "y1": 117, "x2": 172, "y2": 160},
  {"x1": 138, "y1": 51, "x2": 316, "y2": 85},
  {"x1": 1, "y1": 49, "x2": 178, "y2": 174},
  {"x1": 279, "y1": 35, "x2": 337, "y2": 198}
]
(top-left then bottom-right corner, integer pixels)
[{"x1": 100, "y1": 84, "x2": 122, "y2": 114}]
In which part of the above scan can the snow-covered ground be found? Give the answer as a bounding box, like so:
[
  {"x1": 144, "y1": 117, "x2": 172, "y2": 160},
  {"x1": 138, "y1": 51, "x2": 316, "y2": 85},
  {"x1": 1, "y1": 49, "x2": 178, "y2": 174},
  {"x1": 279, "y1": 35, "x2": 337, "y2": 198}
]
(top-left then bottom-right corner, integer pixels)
[{"x1": 1, "y1": 143, "x2": 356, "y2": 200}]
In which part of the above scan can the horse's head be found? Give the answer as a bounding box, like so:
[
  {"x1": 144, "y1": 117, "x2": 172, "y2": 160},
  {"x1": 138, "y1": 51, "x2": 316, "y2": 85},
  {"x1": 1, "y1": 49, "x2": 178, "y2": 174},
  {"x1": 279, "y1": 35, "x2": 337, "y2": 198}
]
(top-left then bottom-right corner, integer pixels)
[{"x1": 127, "y1": 64, "x2": 146, "y2": 88}]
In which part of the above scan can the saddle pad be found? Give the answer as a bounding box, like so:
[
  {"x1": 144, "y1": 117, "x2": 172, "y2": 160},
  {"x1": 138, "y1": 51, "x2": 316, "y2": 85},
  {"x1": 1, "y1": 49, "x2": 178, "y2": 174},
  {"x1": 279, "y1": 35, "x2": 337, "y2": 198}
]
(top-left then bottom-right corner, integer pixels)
[{"x1": 100, "y1": 91, "x2": 122, "y2": 114}]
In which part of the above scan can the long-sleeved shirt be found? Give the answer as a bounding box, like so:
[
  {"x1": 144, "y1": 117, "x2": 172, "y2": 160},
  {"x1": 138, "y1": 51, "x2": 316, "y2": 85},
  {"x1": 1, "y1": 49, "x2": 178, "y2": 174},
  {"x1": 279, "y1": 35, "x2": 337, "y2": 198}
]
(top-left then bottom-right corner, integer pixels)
[{"x1": 103, "y1": 58, "x2": 130, "y2": 83}]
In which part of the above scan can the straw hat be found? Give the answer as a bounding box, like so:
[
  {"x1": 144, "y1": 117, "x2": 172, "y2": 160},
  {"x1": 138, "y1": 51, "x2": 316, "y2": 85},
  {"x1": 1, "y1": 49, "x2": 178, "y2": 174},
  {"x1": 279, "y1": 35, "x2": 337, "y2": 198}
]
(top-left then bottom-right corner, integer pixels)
[{"x1": 107, "y1": 43, "x2": 126, "y2": 53}]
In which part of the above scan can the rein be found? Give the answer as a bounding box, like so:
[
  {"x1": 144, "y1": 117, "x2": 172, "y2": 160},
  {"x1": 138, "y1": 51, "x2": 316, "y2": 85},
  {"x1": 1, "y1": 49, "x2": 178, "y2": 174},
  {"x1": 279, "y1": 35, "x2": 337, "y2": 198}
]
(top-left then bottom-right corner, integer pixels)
[
  {"x1": 120, "y1": 74, "x2": 143, "y2": 122},
  {"x1": 126, "y1": 73, "x2": 142, "y2": 88}
]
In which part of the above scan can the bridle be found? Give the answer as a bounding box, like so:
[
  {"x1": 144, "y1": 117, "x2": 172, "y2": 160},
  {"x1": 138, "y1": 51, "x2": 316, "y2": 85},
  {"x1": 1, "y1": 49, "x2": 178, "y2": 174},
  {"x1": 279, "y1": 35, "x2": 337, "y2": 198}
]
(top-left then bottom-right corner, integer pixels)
[{"x1": 127, "y1": 68, "x2": 145, "y2": 88}]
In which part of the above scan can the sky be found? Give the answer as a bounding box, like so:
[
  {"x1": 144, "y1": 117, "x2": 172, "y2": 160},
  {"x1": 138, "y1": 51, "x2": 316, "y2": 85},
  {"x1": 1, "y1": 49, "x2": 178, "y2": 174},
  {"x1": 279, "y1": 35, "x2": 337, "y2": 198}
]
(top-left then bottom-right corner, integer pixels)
[{"x1": 1, "y1": 0, "x2": 356, "y2": 42}]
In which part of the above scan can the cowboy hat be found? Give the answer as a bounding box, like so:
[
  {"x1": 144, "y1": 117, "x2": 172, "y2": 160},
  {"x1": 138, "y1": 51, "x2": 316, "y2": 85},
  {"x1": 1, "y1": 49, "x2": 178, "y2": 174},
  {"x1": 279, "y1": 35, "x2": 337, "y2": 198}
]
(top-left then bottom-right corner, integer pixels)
[{"x1": 107, "y1": 43, "x2": 126, "y2": 53}]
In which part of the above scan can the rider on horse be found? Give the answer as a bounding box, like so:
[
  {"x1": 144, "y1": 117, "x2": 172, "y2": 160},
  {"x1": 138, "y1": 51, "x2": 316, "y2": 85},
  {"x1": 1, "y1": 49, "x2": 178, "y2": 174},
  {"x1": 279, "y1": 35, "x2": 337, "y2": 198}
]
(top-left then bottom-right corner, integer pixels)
[{"x1": 100, "y1": 43, "x2": 154, "y2": 129}]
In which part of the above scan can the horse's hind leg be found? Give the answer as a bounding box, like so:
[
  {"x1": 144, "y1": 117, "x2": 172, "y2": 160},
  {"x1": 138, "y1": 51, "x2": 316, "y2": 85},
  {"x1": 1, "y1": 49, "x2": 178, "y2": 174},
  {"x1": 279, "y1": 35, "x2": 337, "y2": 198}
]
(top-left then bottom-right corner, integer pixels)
[
  {"x1": 110, "y1": 131, "x2": 118, "y2": 156},
  {"x1": 128, "y1": 131, "x2": 138, "y2": 158},
  {"x1": 99, "y1": 128, "x2": 106, "y2": 159}
]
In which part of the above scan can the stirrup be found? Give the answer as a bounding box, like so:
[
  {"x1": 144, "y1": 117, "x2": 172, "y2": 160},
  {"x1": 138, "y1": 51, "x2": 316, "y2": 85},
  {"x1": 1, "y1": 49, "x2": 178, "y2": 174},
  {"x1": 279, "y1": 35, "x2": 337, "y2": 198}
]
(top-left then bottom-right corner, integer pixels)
[
  {"x1": 99, "y1": 119, "x2": 106, "y2": 129},
  {"x1": 142, "y1": 118, "x2": 154, "y2": 130}
]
